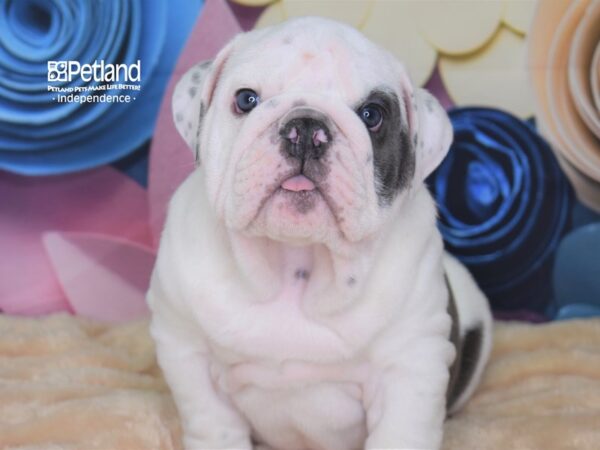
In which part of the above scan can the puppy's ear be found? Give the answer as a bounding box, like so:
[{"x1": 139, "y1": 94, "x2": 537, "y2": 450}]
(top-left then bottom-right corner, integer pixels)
[
  {"x1": 172, "y1": 60, "x2": 212, "y2": 160},
  {"x1": 172, "y1": 38, "x2": 238, "y2": 163},
  {"x1": 399, "y1": 69, "x2": 452, "y2": 183},
  {"x1": 410, "y1": 87, "x2": 453, "y2": 182}
]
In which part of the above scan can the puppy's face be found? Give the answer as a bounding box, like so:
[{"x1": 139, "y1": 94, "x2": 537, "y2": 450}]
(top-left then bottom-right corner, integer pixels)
[{"x1": 173, "y1": 18, "x2": 451, "y2": 246}]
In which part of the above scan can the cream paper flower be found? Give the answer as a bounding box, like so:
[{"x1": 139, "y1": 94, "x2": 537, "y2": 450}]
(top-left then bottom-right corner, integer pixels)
[
  {"x1": 528, "y1": 0, "x2": 600, "y2": 212},
  {"x1": 246, "y1": 0, "x2": 536, "y2": 117}
]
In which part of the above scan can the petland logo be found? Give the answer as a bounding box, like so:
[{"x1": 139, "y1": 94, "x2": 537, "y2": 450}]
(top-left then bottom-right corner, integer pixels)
[
  {"x1": 47, "y1": 60, "x2": 141, "y2": 83},
  {"x1": 47, "y1": 60, "x2": 141, "y2": 104}
]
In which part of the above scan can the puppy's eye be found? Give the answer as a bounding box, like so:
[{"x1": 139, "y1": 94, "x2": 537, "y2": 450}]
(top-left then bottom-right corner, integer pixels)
[
  {"x1": 359, "y1": 104, "x2": 383, "y2": 131},
  {"x1": 235, "y1": 89, "x2": 260, "y2": 113}
]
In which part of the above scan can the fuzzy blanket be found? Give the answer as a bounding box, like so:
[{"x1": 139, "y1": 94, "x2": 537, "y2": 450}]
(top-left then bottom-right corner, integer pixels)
[{"x1": 1, "y1": 314, "x2": 599, "y2": 450}]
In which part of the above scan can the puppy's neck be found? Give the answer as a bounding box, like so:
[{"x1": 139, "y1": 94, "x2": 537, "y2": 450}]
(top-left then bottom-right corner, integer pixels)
[
  {"x1": 221, "y1": 185, "x2": 440, "y2": 317},
  {"x1": 228, "y1": 230, "x2": 378, "y2": 316}
]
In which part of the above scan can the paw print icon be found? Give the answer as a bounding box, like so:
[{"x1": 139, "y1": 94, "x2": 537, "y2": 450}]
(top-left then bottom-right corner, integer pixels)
[{"x1": 47, "y1": 61, "x2": 68, "y2": 82}]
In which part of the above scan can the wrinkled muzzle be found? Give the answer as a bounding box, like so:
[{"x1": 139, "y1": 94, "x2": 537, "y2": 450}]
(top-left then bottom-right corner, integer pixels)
[{"x1": 220, "y1": 93, "x2": 381, "y2": 244}]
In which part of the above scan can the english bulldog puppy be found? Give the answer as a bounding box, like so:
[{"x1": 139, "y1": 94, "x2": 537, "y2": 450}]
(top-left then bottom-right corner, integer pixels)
[{"x1": 148, "y1": 17, "x2": 493, "y2": 450}]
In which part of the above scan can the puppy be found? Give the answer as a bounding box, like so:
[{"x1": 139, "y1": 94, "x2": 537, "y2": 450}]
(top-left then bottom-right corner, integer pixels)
[{"x1": 148, "y1": 17, "x2": 492, "y2": 450}]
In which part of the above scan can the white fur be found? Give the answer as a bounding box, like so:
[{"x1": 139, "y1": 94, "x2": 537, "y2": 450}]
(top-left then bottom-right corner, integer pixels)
[{"x1": 148, "y1": 17, "x2": 492, "y2": 450}]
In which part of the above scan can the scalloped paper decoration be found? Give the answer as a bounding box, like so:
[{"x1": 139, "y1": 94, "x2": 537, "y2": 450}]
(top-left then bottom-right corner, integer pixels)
[
  {"x1": 254, "y1": 0, "x2": 286, "y2": 28},
  {"x1": 283, "y1": 0, "x2": 372, "y2": 28},
  {"x1": 255, "y1": 0, "x2": 435, "y2": 86},
  {"x1": 414, "y1": 0, "x2": 504, "y2": 56},
  {"x1": 362, "y1": 1, "x2": 437, "y2": 88},
  {"x1": 439, "y1": 27, "x2": 533, "y2": 118},
  {"x1": 502, "y1": 0, "x2": 536, "y2": 36},
  {"x1": 252, "y1": 0, "x2": 534, "y2": 116}
]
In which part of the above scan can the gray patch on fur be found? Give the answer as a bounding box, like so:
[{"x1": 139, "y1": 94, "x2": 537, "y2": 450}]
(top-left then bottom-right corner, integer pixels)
[
  {"x1": 295, "y1": 269, "x2": 310, "y2": 280},
  {"x1": 190, "y1": 60, "x2": 212, "y2": 84},
  {"x1": 447, "y1": 325, "x2": 483, "y2": 412},
  {"x1": 194, "y1": 60, "x2": 212, "y2": 77},
  {"x1": 188, "y1": 86, "x2": 197, "y2": 98},
  {"x1": 425, "y1": 95, "x2": 435, "y2": 113},
  {"x1": 191, "y1": 71, "x2": 202, "y2": 84},
  {"x1": 446, "y1": 274, "x2": 484, "y2": 413},
  {"x1": 356, "y1": 88, "x2": 416, "y2": 206}
]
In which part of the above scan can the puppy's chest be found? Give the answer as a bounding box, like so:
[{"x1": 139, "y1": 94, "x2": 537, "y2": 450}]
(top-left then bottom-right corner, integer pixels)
[
  {"x1": 205, "y1": 279, "x2": 374, "y2": 394},
  {"x1": 197, "y1": 261, "x2": 375, "y2": 362}
]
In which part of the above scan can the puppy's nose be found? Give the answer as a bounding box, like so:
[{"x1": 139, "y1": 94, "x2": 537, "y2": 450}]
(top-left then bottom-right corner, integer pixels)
[{"x1": 281, "y1": 116, "x2": 331, "y2": 161}]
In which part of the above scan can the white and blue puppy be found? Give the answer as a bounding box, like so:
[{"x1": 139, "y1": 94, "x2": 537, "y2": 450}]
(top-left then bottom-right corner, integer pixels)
[{"x1": 148, "y1": 17, "x2": 493, "y2": 450}]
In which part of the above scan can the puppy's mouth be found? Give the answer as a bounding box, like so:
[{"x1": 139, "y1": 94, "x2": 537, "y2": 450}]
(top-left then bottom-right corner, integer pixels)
[
  {"x1": 251, "y1": 171, "x2": 325, "y2": 218},
  {"x1": 280, "y1": 174, "x2": 316, "y2": 192},
  {"x1": 276, "y1": 173, "x2": 321, "y2": 214}
]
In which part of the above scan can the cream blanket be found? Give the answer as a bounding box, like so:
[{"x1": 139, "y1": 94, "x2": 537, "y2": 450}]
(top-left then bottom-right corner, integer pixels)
[{"x1": 1, "y1": 314, "x2": 599, "y2": 449}]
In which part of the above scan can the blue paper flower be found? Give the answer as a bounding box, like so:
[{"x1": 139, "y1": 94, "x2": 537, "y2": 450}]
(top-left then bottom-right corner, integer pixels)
[
  {"x1": 429, "y1": 107, "x2": 573, "y2": 314},
  {"x1": 0, "y1": 0, "x2": 203, "y2": 175}
]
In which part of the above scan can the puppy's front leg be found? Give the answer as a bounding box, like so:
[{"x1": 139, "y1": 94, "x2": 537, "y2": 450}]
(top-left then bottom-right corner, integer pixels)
[
  {"x1": 150, "y1": 316, "x2": 251, "y2": 450},
  {"x1": 365, "y1": 334, "x2": 453, "y2": 450}
]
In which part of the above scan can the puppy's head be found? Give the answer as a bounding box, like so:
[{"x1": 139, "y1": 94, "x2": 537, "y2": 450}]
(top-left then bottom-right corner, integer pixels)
[{"x1": 173, "y1": 17, "x2": 451, "y2": 246}]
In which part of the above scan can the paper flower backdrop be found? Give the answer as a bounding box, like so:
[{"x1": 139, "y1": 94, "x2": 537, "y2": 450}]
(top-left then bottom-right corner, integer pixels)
[
  {"x1": 428, "y1": 107, "x2": 573, "y2": 314},
  {"x1": 251, "y1": 0, "x2": 535, "y2": 117},
  {"x1": 0, "y1": 0, "x2": 203, "y2": 175},
  {"x1": 1, "y1": 0, "x2": 599, "y2": 323},
  {"x1": 528, "y1": 0, "x2": 600, "y2": 213},
  {"x1": 0, "y1": 167, "x2": 154, "y2": 319},
  {"x1": 0, "y1": 0, "x2": 241, "y2": 322}
]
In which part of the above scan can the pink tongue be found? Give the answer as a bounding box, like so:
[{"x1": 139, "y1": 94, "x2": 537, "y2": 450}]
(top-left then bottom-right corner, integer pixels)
[{"x1": 281, "y1": 175, "x2": 316, "y2": 192}]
